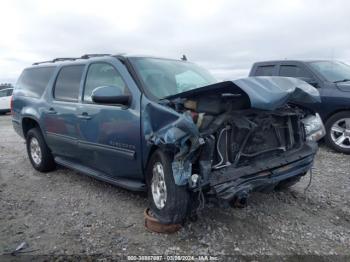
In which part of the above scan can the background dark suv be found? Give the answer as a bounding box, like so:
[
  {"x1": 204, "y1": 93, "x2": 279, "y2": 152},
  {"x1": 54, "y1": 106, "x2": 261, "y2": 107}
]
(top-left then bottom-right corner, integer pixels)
[{"x1": 249, "y1": 60, "x2": 350, "y2": 154}]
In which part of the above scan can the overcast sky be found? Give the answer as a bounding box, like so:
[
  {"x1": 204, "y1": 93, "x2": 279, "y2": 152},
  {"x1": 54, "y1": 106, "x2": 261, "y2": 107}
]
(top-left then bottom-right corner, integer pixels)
[{"x1": 1, "y1": 0, "x2": 350, "y2": 84}]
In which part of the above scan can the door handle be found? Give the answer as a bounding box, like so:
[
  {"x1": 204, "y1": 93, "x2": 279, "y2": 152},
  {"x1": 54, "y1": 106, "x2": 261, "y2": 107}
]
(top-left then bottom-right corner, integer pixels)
[
  {"x1": 77, "y1": 112, "x2": 91, "y2": 120},
  {"x1": 46, "y1": 107, "x2": 57, "y2": 114}
]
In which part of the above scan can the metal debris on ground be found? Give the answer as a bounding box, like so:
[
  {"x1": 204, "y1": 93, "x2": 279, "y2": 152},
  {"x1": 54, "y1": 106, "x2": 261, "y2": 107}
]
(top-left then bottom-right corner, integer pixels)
[{"x1": 144, "y1": 208, "x2": 181, "y2": 234}]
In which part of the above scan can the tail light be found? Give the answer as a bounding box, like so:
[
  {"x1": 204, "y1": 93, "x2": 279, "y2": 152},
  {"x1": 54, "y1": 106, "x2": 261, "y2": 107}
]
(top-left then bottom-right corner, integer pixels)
[{"x1": 10, "y1": 95, "x2": 14, "y2": 114}]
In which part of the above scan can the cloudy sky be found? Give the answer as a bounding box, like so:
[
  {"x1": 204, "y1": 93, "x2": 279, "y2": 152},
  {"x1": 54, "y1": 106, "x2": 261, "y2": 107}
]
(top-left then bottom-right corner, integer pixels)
[{"x1": 1, "y1": 0, "x2": 350, "y2": 84}]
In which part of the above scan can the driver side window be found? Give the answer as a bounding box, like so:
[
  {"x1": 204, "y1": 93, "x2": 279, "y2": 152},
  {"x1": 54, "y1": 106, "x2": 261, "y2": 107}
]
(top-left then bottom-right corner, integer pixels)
[{"x1": 83, "y1": 63, "x2": 127, "y2": 103}]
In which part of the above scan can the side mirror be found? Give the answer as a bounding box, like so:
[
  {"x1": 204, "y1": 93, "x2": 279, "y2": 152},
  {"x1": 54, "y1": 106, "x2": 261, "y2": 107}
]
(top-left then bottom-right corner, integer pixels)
[{"x1": 91, "y1": 86, "x2": 131, "y2": 106}]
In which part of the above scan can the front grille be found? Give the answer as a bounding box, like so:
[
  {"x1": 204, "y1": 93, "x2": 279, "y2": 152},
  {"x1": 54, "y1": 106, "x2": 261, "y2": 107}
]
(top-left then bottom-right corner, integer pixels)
[{"x1": 213, "y1": 111, "x2": 305, "y2": 168}]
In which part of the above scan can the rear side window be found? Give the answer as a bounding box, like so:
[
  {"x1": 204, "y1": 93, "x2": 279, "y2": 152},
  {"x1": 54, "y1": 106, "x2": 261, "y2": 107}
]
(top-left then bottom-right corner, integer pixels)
[
  {"x1": 279, "y1": 65, "x2": 311, "y2": 78},
  {"x1": 0, "y1": 90, "x2": 7, "y2": 97},
  {"x1": 7, "y1": 89, "x2": 13, "y2": 96},
  {"x1": 255, "y1": 65, "x2": 275, "y2": 76},
  {"x1": 17, "y1": 67, "x2": 55, "y2": 98},
  {"x1": 54, "y1": 65, "x2": 84, "y2": 102}
]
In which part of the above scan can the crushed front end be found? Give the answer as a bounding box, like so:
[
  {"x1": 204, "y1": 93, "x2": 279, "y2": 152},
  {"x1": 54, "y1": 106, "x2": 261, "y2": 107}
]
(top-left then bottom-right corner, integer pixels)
[{"x1": 143, "y1": 77, "x2": 324, "y2": 204}]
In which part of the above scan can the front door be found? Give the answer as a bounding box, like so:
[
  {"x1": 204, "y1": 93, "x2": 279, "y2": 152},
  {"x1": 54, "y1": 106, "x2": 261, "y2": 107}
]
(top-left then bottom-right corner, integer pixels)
[{"x1": 77, "y1": 62, "x2": 142, "y2": 179}]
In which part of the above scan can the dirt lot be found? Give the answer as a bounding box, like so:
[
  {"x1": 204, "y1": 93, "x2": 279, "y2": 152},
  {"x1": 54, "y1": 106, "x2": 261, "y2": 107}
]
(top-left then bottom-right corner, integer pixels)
[{"x1": 1, "y1": 114, "x2": 350, "y2": 260}]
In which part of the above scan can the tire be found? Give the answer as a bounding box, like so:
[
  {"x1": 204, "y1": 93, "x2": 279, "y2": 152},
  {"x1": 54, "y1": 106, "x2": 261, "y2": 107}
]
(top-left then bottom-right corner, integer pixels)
[
  {"x1": 325, "y1": 111, "x2": 350, "y2": 154},
  {"x1": 146, "y1": 149, "x2": 190, "y2": 224},
  {"x1": 275, "y1": 176, "x2": 301, "y2": 191},
  {"x1": 26, "y1": 128, "x2": 56, "y2": 172}
]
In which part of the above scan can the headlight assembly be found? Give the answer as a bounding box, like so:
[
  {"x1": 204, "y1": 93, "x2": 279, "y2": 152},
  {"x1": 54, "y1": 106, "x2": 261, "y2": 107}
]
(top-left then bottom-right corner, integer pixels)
[{"x1": 302, "y1": 113, "x2": 326, "y2": 141}]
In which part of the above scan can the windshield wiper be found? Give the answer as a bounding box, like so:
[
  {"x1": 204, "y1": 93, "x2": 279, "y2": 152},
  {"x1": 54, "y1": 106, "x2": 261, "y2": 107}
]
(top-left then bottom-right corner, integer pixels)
[{"x1": 334, "y1": 79, "x2": 350, "y2": 83}]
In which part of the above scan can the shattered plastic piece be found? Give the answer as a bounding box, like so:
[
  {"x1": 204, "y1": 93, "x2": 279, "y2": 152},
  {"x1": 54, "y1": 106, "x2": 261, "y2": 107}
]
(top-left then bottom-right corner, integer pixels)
[
  {"x1": 12, "y1": 241, "x2": 28, "y2": 255},
  {"x1": 172, "y1": 161, "x2": 192, "y2": 185}
]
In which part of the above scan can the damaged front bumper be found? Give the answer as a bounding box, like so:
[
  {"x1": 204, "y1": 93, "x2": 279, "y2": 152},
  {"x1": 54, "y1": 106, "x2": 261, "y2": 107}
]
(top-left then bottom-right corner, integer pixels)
[{"x1": 207, "y1": 142, "x2": 317, "y2": 201}]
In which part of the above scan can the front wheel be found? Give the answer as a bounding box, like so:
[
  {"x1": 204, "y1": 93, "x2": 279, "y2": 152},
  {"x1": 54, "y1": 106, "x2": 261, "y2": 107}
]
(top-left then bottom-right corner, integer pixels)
[
  {"x1": 325, "y1": 111, "x2": 350, "y2": 154},
  {"x1": 146, "y1": 150, "x2": 190, "y2": 224}
]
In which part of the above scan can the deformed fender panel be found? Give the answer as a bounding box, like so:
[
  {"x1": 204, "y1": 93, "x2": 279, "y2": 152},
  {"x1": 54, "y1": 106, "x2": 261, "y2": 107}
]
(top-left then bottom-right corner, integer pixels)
[
  {"x1": 142, "y1": 102, "x2": 200, "y2": 185},
  {"x1": 143, "y1": 102, "x2": 199, "y2": 146}
]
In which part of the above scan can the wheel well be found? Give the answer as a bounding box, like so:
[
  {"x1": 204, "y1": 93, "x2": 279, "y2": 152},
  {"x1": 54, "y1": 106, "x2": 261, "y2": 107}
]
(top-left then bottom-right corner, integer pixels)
[
  {"x1": 22, "y1": 118, "x2": 39, "y2": 138},
  {"x1": 324, "y1": 110, "x2": 350, "y2": 125},
  {"x1": 145, "y1": 145, "x2": 158, "y2": 169}
]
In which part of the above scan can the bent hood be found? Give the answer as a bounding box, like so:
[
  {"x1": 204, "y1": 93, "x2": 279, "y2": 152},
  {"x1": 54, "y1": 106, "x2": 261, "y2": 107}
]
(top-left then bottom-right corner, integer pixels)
[{"x1": 166, "y1": 76, "x2": 321, "y2": 111}]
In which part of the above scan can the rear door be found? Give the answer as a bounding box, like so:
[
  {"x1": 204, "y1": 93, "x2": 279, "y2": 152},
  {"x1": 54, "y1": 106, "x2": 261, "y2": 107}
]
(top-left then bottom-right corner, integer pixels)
[
  {"x1": 76, "y1": 61, "x2": 142, "y2": 179},
  {"x1": 44, "y1": 64, "x2": 85, "y2": 161}
]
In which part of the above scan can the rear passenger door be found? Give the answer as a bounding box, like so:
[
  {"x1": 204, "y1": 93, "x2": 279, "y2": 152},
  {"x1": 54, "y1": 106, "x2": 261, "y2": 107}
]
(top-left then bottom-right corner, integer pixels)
[
  {"x1": 76, "y1": 61, "x2": 142, "y2": 179},
  {"x1": 44, "y1": 65, "x2": 85, "y2": 161}
]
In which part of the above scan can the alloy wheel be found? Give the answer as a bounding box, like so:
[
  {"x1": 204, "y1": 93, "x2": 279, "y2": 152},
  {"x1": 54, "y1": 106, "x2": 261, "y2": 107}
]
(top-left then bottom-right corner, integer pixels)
[
  {"x1": 151, "y1": 162, "x2": 167, "y2": 209},
  {"x1": 330, "y1": 118, "x2": 350, "y2": 149},
  {"x1": 30, "y1": 137, "x2": 42, "y2": 165}
]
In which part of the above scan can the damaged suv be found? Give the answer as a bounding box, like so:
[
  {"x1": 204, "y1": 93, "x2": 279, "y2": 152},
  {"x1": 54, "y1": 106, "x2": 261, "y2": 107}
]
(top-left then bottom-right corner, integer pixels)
[{"x1": 12, "y1": 54, "x2": 325, "y2": 224}]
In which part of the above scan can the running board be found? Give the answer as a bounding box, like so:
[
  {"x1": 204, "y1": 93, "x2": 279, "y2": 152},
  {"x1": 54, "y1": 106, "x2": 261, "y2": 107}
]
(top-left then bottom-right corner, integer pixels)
[{"x1": 55, "y1": 157, "x2": 146, "y2": 191}]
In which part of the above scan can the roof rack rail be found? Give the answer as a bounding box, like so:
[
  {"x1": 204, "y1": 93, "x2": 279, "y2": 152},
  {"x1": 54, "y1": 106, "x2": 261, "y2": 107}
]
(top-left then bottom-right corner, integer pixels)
[
  {"x1": 81, "y1": 54, "x2": 111, "y2": 59},
  {"x1": 32, "y1": 54, "x2": 112, "y2": 66},
  {"x1": 52, "y1": 57, "x2": 77, "y2": 62},
  {"x1": 32, "y1": 57, "x2": 78, "y2": 65},
  {"x1": 32, "y1": 60, "x2": 53, "y2": 65}
]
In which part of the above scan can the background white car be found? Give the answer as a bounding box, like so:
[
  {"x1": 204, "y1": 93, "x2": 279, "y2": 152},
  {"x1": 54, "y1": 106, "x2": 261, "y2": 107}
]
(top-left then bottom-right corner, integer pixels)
[{"x1": 0, "y1": 88, "x2": 13, "y2": 114}]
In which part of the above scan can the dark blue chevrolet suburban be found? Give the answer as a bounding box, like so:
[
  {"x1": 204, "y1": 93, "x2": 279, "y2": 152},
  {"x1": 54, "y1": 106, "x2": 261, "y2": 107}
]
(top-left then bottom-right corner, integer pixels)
[
  {"x1": 250, "y1": 60, "x2": 350, "y2": 154},
  {"x1": 12, "y1": 54, "x2": 324, "y2": 223}
]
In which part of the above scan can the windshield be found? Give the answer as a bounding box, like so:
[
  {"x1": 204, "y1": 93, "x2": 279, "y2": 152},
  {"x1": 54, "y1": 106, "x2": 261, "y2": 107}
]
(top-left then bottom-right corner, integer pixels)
[
  {"x1": 309, "y1": 61, "x2": 350, "y2": 83},
  {"x1": 130, "y1": 57, "x2": 217, "y2": 99}
]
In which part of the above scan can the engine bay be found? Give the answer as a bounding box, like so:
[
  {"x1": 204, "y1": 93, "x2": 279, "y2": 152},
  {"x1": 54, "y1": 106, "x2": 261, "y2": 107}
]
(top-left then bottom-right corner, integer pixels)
[
  {"x1": 166, "y1": 92, "x2": 307, "y2": 173},
  {"x1": 143, "y1": 77, "x2": 320, "y2": 189}
]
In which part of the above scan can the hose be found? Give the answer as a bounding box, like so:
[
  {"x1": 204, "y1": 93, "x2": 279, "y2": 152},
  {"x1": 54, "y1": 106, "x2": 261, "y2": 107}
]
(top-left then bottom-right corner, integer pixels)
[{"x1": 304, "y1": 165, "x2": 313, "y2": 193}]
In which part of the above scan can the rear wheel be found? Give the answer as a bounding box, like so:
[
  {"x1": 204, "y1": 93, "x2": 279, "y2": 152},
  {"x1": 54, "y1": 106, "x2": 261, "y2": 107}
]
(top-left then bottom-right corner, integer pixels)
[
  {"x1": 146, "y1": 150, "x2": 190, "y2": 224},
  {"x1": 325, "y1": 111, "x2": 350, "y2": 154},
  {"x1": 26, "y1": 128, "x2": 56, "y2": 172}
]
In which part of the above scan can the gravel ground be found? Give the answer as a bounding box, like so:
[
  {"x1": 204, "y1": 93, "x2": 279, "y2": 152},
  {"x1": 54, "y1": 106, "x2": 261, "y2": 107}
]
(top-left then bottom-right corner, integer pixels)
[{"x1": 1, "y1": 114, "x2": 350, "y2": 260}]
